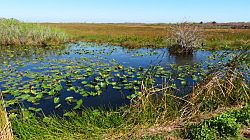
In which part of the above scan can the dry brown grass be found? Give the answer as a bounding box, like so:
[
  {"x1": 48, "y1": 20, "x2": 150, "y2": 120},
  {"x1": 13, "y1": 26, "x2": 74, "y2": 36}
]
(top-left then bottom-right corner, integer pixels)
[
  {"x1": 0, "y1": 93, "x2": 13, "y2": 140},
  {"x1": 182, "y1": 52, "x2": 249, "y2": 119}
]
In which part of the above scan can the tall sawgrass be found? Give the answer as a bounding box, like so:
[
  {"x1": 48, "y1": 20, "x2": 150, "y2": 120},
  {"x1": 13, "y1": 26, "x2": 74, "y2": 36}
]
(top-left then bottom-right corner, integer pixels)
[{"x1": 0, "y1": 18, "x2": 68, "y2": 46}]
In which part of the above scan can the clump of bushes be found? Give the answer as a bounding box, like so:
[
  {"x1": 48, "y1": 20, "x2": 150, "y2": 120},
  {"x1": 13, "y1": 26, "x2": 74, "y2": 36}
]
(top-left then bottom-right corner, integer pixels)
[
  {"x1": 0, "y1": 18, "x2": 68, "y2": 46},
  {"x1": 169, "y1": 23, "x2": 203, "y2": 54},
  {"x1": 184, "y1": 105, "x2": 250, "y2": 140}
]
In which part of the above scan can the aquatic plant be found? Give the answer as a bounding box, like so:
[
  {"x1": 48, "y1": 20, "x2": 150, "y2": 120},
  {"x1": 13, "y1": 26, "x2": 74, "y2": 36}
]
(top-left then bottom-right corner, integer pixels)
[{"x1": 0, "y1": 18, "x2": 68, "y2": 46}]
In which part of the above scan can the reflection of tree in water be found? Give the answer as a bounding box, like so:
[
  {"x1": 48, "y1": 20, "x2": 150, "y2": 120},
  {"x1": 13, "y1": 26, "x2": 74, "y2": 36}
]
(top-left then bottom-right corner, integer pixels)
[
  {"x1": 173, "y1": 54, "x2": 195, "y2": 65},
  {"x1": 0, "y1": 45, "x2": 67, "y2": 64}
]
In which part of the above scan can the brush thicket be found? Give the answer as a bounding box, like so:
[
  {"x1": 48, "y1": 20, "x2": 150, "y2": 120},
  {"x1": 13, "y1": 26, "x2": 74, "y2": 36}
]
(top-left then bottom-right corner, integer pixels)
[{"x1": 182, "y1": 51, "x2": 250, "y2": 117}]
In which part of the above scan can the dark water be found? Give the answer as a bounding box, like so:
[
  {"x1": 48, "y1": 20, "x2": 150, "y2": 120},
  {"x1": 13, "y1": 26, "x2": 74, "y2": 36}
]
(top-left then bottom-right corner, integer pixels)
[{"x1": 0, "y1": 42, "x2": 228, "y2": 115}]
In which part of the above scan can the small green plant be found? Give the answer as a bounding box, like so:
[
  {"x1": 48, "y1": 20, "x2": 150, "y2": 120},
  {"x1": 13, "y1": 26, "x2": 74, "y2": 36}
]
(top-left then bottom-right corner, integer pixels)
[
  {"x1": 211, "y1": 113, "x2": 240, "y2": 138},
  {"x1": 185, "y1": 121, "x2": 217, "y2": 140},
  {"x1": 230, "y1": 105, "x2": 250, "y2": 126}
]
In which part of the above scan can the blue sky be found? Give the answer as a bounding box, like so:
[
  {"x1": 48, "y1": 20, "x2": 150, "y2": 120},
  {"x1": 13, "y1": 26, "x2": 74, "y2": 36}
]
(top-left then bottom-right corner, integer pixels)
[{"x1": 0, "y1": 0, "x2": 249, "y2": 23}]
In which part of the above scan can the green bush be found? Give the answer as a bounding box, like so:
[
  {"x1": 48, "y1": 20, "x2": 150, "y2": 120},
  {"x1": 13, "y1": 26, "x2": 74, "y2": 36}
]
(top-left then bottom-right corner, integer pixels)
[
  {"x1": 232, "y1": 105, "x2": 250, "y2": 126},
  {"x1": 184, "y1": 105, "x2": 250, "y2": 140},
  {"x1": 211, "y1": 114, "x2": 240, "y2": 138}
]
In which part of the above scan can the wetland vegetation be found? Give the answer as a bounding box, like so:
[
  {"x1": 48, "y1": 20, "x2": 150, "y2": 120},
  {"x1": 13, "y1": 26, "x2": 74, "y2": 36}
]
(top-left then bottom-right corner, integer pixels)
[
  {"x1": 45, "y1": 23, "x2": 250, "y2": 50},
  {"x1": 0, "y1": 18, "x2": 68, "y2": 46},
  {"x1": 0, "y1": 19, "x2": 249, "y2": 139}
]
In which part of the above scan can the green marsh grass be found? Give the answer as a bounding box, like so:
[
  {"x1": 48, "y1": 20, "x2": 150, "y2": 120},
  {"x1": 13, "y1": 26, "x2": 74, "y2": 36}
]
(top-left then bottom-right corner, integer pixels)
[
  {"x1": 0, "y1": 19, "x2": 68, "y2": 46},
  {"x1": 11, "y1": 109, "x2": 124, "y2": 140}
]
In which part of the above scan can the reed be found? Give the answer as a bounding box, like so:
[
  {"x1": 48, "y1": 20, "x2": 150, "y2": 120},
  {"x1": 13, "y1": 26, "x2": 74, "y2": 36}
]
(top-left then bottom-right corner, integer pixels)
[{"x1": 182, "y1": 51, "x2": 249, "y2": 117}]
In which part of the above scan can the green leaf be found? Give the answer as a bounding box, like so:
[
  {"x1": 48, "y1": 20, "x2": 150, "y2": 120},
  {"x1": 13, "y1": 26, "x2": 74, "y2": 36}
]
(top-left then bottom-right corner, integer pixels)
[
  {"x1": 81, "y1": 81, "x2": 88, "y2": 85},
  {"x1": 54, "y1": 97, "x2": 60, "y2": 104},
  {"x1": 73, "y1": 99, "x2": 83, "y2": 110},
  {"x1": 55, "y1": 104, "x2": 61, "y2": 109},
  {"x1": 65, "y1": 96, "x2": 74, "y2": 102}
]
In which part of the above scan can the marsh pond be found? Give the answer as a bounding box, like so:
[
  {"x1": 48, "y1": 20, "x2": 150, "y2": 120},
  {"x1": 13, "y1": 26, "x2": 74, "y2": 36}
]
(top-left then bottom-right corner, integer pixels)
[{"x1": 0, "y1": 42, "x2": 246, "y2": 115}]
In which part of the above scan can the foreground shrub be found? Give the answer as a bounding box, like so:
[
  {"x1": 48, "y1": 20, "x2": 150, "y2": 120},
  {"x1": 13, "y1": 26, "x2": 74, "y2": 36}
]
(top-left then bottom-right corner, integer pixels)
[
  {"x1": 0, "y1": 18, "x2": 68, "y2": 46},
  {"x1": 184, "y1": 105, "x2": 250, "y2": 140},
  {"x1": 185, "y1": 116, "x2": 240, "y2": 140}
]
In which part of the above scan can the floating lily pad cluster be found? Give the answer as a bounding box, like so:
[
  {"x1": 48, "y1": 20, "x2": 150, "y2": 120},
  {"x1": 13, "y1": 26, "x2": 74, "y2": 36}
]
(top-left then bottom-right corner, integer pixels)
[{"x1": 0, "y1": 43, "x2": 226, "y2": 114}]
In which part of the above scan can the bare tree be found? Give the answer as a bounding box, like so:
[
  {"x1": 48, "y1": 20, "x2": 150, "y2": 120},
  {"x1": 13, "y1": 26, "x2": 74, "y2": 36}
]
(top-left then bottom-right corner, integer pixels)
[{"x1": 169, "y1": 23, "x2": 203, "y2": 54}]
